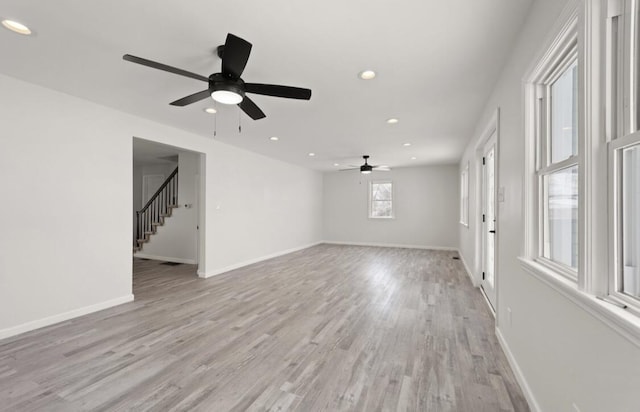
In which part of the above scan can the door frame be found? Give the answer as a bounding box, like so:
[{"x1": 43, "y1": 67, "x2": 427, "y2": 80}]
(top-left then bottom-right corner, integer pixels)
[
  {"x1": 132, "y1": 137, "x2": 207, "y2": 277},
  {"x1": 474, "y1": 108, "x2": 500, "y2": 317}
]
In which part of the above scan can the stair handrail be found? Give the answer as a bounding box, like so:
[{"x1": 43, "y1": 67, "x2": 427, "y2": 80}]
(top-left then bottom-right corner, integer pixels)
[
  {"x1": 139, "y1": 167, "x2": 179, "y2": 213},
  {"x1": 135, "y1": 166, "x2": 179, "y2": 250}
]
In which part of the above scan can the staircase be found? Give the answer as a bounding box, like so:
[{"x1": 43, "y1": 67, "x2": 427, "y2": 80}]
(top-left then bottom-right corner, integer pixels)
[{"x1": 134, "y1": 167, "x2": 179, "y2": 253}]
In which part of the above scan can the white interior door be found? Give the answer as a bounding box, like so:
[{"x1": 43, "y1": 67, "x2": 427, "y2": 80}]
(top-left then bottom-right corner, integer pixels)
[{"x1": 481, "y1": 133, "x2": 497, "y2": 309}]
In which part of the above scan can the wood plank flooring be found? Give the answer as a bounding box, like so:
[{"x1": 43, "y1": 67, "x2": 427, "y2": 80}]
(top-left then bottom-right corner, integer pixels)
[{"x1": 0, "y1": 245, "x2": 529, "y2": 411}]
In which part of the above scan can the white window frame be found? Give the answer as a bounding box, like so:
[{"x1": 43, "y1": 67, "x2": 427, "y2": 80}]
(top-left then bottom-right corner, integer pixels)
[
  {"x1": 460, "y1": 163, "x2": 469, "y2": 226},
  {"x1": 607, "y1": 0, "x2": 640, "y2": 315},
  {"x1": 523, "y1": 7, "x2": 581, "y2": 283},
  {"x1": 368, "y1": 180, "x2": 394, "y2": 219},
  {"x1": 521, "y1": 0, "x2": 640, "y2": 346}
]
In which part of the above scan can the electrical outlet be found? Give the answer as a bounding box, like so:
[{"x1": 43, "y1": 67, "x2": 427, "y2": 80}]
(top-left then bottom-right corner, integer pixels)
[
  {"x1": 507, "y1": 307, "x2": 512, "y2": 327},
  {"x1": 572, "y1": 402, "x2": 581, "y2": 412}
]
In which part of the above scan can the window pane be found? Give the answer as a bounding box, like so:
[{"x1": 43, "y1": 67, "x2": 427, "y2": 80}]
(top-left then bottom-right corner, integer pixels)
[
  {"x1": 371, "y1": 201, "x2": 392, "y2": 217},
  {"x1": 373, "y1": 183, "x2": 392, "y2": 201},
  {"x1": 550, "y1": 61, "x2": 578, "y2": 163},
  {"x1": 543, "y1": 166, "x2": 578, "y2": 269},
  {"x1": 622, "y1": 145, "x2": 640, "y2": 298}
]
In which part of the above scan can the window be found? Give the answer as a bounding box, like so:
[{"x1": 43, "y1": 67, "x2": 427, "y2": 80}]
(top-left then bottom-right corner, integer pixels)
[
  {"x1": 522, "y1": 1, "x2": 640, "y2": 335},
  {"x1": 608, "y1": 0, "x2": 640, "y2": 311},
  {"x1": 531, "y1": 25, "x2": 580, "y2": 279},
  {"x1": 369, "y1": 181, "x2": 393, "y2": 218},
  {"x1": 620, "y1": 143, "x2": 640, "y2": 300},
  {"x1": 460, "y1": 163, "x2": 469, "y2": 226}
]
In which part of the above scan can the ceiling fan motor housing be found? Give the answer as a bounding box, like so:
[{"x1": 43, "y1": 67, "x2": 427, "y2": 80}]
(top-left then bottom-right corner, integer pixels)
[{"x1": 209, "y1": 73, "x2": 245, "y2": 99}]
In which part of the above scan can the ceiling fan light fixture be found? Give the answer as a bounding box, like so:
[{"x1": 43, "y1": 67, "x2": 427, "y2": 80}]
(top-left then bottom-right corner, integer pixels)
[
  {"x1": 204, "y1": 107, "x2": 217, "y2": 114},
  {"x1": 360, "y1": 164, "x2": 373, "y2": 174},
  {"x1": 211, "y1": 90, "x2": 243, "y2": 105}
]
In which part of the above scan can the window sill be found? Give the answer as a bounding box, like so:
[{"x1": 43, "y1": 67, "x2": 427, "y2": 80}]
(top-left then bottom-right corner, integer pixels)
[{"x1": 519, "y1": 257, "x2": 640, "y2": 348}]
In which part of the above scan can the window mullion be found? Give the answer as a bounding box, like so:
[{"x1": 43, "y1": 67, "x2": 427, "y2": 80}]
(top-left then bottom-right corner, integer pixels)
[{"x1": 538, "y1": 155, "x2": 579, "y2": 174}]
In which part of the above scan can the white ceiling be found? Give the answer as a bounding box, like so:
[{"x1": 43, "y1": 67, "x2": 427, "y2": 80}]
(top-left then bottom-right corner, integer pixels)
[{"x1": 0, "y1": 0, "x2": 532, "y2": 171}]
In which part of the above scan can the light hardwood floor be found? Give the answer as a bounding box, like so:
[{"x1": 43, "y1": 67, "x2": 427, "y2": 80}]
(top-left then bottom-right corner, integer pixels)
[{"x1": 0, "y1": 245, "x2": 529, "y2": 411}]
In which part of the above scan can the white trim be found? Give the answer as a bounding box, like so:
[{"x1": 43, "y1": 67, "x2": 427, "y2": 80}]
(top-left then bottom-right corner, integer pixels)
[
  {"x1": 520, "y1": 257, "x2": 640, "y2": 348},
  {"x1": 460, "y1": 162, "x2": 470, "y2": 226},
  {"x1": 479, "y1": 285, "x2": 496, "y2": 317},
  {"x1": 0, "y1": 294, "x2": 134, "y2": 341},
  {"x1": 198, "y1": 241, "x2": 323, "y2": 278},
  {"x1": 323, "y1": 240, "x2": 457, "y2": 251},
  {"x1": 133, "y1": 253, "x2": 197, "y2": 265},
  {"x1": 496, "y1": 327, "x2": 542, "y2": 412},
  {"x1": 458, "y1": 249, "x2": 479, "y2": 287}
]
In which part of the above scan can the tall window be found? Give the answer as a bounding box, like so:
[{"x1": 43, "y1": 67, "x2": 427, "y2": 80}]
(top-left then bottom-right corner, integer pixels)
[
  {"x1": 522, "y1": 0, "x2": 640, "y2": 338},
  {"x1": 542, "y1": 58, "x2": 579, "y2": 271},
  {"x1": 460, "y1": 164, "x2": 469, "y2": 226},
  {"x1": 531, "y1": 31, "x2": 580, "y2": 279},
  {"x1": 608, "y1": 0, "x2": 640, "y2": 309},
  {"x1": 369, "y1": 181, "x2": 393, "y2": 218}
]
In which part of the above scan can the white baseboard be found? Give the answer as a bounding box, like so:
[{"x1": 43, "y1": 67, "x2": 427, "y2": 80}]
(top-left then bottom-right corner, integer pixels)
[
  {"x1": 323, "y1": 240, "x2": 457, "y2": 251},
  {"x1": 0, "y1": 294, "x2": 134, "y2": 341},
  {"x1": 457, "y1": 249, "x2": 479, "y2": 287},
  {"x1": 133, "y1": 253, "x2": 197, "y2": 265},
  {"x1": 199, "y1": 241, "x2": 323, "y2": 278},
  {"x1": 495, "y1": 327, "x2": 540, "y2": 412}
]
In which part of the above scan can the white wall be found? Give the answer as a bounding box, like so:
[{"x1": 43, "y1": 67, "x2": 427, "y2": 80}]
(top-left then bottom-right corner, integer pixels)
[
  {"x1": 136, "y1": 151, "x2": 199, "y2": 263},
  {"x1": 323, "y1": 165, "x2": 458, "y2": 249},
  {"x1": 0, "y1": 73, "x2": 323, "y2": 338},
  {"x1": 459, "y1": 0, "x2": 640, "y2": 410}
]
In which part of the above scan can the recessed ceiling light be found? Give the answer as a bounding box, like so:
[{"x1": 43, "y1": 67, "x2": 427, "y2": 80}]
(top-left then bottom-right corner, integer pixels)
[
  {"x1": 308, "y1": 152, "x2": 315, "y2": 157},
  {"x1": 386, "y1": 118, "x2": 399, "y2": 124},
  {"x1": 1, "y1": 19, "x2": 32, "y2": 35},
  {"x1": 411, "y1": 156, "x2": 417, "y2": 160},
  {"x1": 269, "y1": 136, "x2": 279, "y2": 141},
  {"x1": 204, "y1": 107, "x2": 217, "y2": 114},
  {"x1": 333, "y1": 163, "x2": 340, "y2": 166},
  {"x1": 403, "y1": 143, "x2": 411, "y2": 147},
  {"x1": 359, "y1": 70, "x2": 376, "y2": 80}
]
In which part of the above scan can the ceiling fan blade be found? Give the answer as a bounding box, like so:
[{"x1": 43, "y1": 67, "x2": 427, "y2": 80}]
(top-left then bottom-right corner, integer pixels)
[
  {"x1": 339, "y1": 168, "x2": 359, "y2": 171},
  {"x1": 123, "y1": 54, "x2": 209, "y2": 82},
  {"x1": 170, "y1": 89, "x2": 212, "y2": 106},
  {"x1": 238, "y1": 96, "x2": 266, "y2": 120},
  {"x1": 221, "y1": 34, "x2": 252, "y2": 80},
  {"x1": 245, "y1": 83, "x2": 312, "y2": 100},
  {"x1": 373, "y1": 166, "x2": 391, "y2": 171}
]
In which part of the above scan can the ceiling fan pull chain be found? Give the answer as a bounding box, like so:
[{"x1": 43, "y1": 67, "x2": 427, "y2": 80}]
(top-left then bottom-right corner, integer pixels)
[
  {"x1": 214, "y1": 111, "x2": 217, "y2": 137},
  {"x1": 238, "y1": 108, "x2": 242, "y2": 133}
]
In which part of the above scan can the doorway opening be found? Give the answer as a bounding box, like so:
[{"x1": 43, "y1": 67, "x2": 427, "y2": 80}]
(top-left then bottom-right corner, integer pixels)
[
  {"x1": 475, "y1": 109, "x2": 500, "y2": 313},
  {"x1": 132, "y1": 137, "x2": 205, "y2": 278}
]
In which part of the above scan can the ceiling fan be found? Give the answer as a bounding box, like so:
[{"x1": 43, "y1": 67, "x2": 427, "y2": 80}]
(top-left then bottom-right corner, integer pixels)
[
  {"x1": 341, "y1": 156, "x2": 391, "y2": 174},
  {"x1": 122, "y1": 33, "x2": 312, "y2": 120}
]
